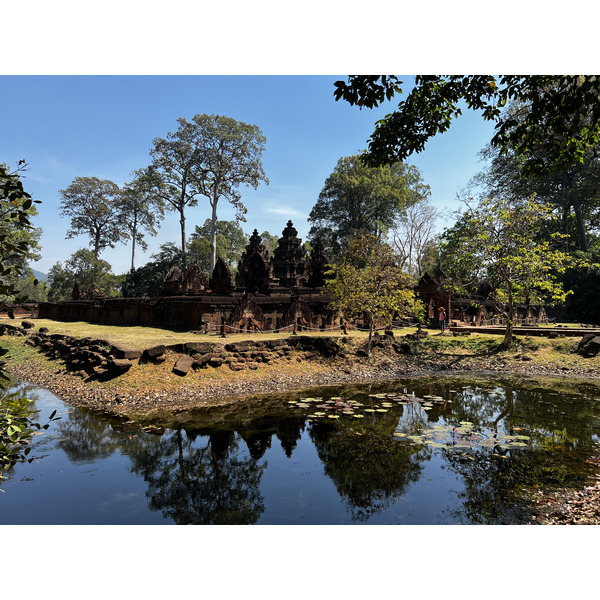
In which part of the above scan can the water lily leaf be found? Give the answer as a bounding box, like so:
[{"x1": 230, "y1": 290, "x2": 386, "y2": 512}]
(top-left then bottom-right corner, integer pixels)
[
  {"x1": 393, "y1": 432, "x2": 407, "y2": 437},
  {"x1": 514, "y1": 435, "x2": 530, "y2": 440},
  {"x1": 510, "y1": 441, "x2": 528, "y2": 447},
  {"x1": 327, "y1": 415, "x2": 339, "y2": 419},
  {"x1": 376, "y1": 409, "x2": 388, "y2": 413},
  {"x1": 353, "y1": 414, "x2": 364, "y2": 419},
  {"x1": 364, "y1": 409, "x2": 376, "y2": 413},
  {"x1": 479, "y1": 439, "x2": 497, "y2": 447}
]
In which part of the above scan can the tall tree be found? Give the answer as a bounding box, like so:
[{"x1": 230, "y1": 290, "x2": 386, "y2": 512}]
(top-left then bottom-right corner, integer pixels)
[
  {"x1": 117, "y1": 168, "x2": 165, "y2": 271},
  {"x1": 389, "y1": 198, "x2": 442, "y2": 280},
  {"x1": 186, "y1": 114, "x2": 268, "y2": 273},
  {"x1": 334, "y1": 76, "x2": 600, "y2": 177},
  {"x1": 309, "y1": 155, "x2": 430, "y2": 259},
  {"x1": 58, "y1": 176, "x2": 122, "y2": 258},
  {"x1": 443, "y1": 195, "x2": 582, "y2": 348},
  {"x1": 471, "y1": 141, "x2": 600, "y2": 254},
  {"x1": 150, "y1": 120, "x2": 203, "y2": 255},
  {"x1": 150, "y1": 114, "x2": 268, "y2": 270},
  {"x1": 324, "y1": 233, "x2": 424, "y2": 357}
]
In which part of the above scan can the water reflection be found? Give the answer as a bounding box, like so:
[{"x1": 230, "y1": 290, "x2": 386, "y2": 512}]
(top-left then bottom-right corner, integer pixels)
[
  {"x1": 2, "y1": 375, "x2": 600, "y2": 524},
  {"x1": 309, "y1": 417, "x2": 426, "y2": 521},
  {"x1": 127, "y1": 429, "x2": 266, "y2": 524}
]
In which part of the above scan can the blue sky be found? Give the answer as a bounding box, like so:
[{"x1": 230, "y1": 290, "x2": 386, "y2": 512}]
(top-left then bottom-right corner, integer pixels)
[
  {"x1": 2, "y1": 3, "x2": 593, "y2": 277},
  {"x1": 1, "y1": 75, "x2": 497, "y2": 275}
]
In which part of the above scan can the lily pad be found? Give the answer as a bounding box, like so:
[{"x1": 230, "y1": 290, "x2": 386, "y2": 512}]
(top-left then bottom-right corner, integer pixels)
[
  {"x1": 353, "y1": 414, "x2": 365, "y2": 419},
  {"x1": 425, "y1": 441, "x2": 447, "y2": 448}
]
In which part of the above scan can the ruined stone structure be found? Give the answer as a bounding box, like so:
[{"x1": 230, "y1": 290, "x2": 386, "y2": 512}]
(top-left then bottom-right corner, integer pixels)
[
  {"x1": 38, "y1": 221, "x2": 336, "y2": 333},
  {"x1": 416, "y1": 268, "x2": 548, "y2": 326}
]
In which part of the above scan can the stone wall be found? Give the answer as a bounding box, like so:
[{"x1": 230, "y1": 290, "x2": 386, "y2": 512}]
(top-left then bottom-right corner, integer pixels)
[{"x1": 38, "y1": 221, "x2": 338, "y2": 333}]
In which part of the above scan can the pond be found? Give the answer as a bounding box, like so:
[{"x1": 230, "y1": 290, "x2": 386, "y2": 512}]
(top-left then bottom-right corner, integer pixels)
[{"x1": 1, "y1": 375, "x2": 600, "y2": 525}]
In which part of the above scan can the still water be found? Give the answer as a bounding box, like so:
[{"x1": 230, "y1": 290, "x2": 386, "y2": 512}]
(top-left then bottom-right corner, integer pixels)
[{"x1": 2, "y1": 375, "x2": 600, "y2": 525}]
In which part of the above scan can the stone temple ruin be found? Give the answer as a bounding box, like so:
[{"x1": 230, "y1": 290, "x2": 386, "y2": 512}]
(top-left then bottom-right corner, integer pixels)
[
  {"x1": 416, "y1": 268, "x2": 548, "y2": 327},
  {"x1": 38, "y1": 221, "x2": 337, "y2": 333}
]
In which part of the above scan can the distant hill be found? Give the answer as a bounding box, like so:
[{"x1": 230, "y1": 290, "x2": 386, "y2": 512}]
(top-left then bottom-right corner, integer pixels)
[{"x1": 31, "y1": 269, "x2": 48, "y2": 282}]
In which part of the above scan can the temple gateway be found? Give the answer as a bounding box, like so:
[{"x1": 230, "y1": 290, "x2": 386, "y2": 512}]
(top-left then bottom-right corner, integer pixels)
[{"x1": 38, "y1": 221, "x2": 337, "y2": 333}]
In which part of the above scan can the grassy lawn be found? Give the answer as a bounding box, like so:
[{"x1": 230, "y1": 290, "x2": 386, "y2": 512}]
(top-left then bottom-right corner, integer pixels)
[{"x1": 1, "y1": 317, "x2": 419, "y2": 350}]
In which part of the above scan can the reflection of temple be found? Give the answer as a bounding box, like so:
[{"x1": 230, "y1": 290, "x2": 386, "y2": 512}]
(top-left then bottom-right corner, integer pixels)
[
  {"x1": 39, "y1": 221, "x2": 336, "y2": 332},
  {"x1": 416, "y1": 268, "x2": 548, "y2": 326}
]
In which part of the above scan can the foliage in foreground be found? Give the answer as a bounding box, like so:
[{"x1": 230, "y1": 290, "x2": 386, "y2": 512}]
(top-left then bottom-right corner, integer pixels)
[
  {"x1": 0, "y1": 161, "x2": 42, "y2": 313},
  {"x1": 0, "y1": 381, "x2": 60, "y2": 485}
]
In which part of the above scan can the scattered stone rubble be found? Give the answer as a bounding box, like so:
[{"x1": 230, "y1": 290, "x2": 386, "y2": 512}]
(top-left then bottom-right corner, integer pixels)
[{"x1": 1, "y1": 318, "x2": 425, "y2": 381}]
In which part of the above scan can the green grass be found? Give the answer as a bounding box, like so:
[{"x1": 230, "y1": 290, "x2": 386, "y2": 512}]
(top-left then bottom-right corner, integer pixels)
[{"x1": 1, "y1": 317, "x2": 419, "y2": 350}]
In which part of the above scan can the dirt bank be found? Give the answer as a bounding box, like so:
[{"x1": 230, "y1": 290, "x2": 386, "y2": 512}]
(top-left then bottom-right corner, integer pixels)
[{"x1": 5, "y1": 332, "x2": 600, "y2": 417}]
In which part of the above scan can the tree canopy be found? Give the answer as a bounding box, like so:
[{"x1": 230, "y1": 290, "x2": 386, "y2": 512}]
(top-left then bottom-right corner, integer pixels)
[
  {"x1": 117, "y1": 168, "x2": 165, "y2": 271},
  {"x1": 185, "y1": 114, "x2": 268, "y2": 273},
  {"x1": 58, "y1": 176, "x2": 123, "y2": 258},
  {"x1": 150, "y1": 114, "x2": 268, "y2": 270},
  {"x1": 334, "y1": 76, "x2": 600, "y2": 177},
  {"x1": 46, "y1": 248, "x2": 122, "y2": 302},
  {"x1": 309, "y1": 155, "x2": 430, "y2": 259},
  {"x1": 441, "y1": 195, "x2": 583, "y2": 347},
  {"x1": 324, "y1": 233, "x2": 423, "y2": 356}
]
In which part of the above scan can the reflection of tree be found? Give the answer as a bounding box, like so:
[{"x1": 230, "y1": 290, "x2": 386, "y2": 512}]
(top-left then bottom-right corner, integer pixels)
[
  {"x1": 440, "y1": 383, "x2": 600, "y2": 523},
  {"x1": 127, "y1": 429, "x2": 266, "y2": 524},
  {"x1": 309, "y1": 416, "x2": 426, "y2": 521},
  {"x1": 56, "y1": 410, "x2": 122, "y2": 463}
]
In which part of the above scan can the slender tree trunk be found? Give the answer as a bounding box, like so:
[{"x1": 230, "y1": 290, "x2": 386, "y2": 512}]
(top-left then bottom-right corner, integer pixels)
[
  {"x1": 131, "y1": 231, "x2": 136, "y2": 272},
  {"x1": 210, "y1": 197, "x2": 218, "y2": 274},
  {"x1": 367, "y1": 316, "x2": 374, "y2": 358},
  {"x1": 559, "y1": 202, "x2": 571, "y2": 252},
  {"x1": 504, "y1": 285, "x2": 514, "y2": 348},
  {"x1": 179, "y1": 207, "x2": 186, "y2": 255},
  {"x1": 573, "y1": 200, "x2": 588, "y2": 252}
]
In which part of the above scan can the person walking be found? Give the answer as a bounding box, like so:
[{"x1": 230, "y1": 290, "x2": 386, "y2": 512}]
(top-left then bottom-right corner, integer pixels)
[{"x1": 438, "y1": 307, "x2": 447, "y2": 333}]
